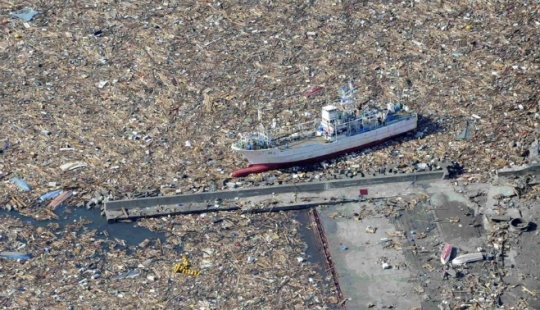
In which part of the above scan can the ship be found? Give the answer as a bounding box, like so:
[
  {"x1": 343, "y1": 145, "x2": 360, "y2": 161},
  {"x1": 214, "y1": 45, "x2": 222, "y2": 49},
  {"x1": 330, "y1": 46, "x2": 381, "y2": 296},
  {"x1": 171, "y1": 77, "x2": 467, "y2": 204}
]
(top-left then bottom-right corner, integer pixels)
[
  {"x1": 440, "y1": 243, "x2": 453, "y2": 265},
  {"x1": 231, "y1": 82, "x2": 418, "y2": 177},
  {"x1": 451, "y1": 253, "x2": 484, "y2": 266}
]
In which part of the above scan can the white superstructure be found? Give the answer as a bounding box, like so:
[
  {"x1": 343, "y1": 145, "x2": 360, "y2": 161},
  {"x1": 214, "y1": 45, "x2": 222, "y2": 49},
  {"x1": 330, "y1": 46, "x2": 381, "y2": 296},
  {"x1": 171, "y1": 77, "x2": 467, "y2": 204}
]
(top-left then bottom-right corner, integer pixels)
[{"x1": 232, "y1": 83, "x2": 418, "y2": 169}]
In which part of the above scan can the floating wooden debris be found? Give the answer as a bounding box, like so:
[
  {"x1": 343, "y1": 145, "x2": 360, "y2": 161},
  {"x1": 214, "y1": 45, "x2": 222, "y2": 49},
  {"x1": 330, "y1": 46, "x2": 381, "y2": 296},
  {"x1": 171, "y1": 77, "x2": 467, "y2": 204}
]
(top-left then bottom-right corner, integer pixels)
[{"x1": 48, "y1": 190, "x2": 73, "y2": 210}]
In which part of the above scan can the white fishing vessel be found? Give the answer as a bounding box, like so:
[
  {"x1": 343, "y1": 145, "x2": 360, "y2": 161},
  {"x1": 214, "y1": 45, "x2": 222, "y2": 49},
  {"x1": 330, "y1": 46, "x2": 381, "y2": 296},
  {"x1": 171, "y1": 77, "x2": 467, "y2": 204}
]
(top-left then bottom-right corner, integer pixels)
[{"x1": 231, "y1": 83, "x2": 418, "y2": 177}]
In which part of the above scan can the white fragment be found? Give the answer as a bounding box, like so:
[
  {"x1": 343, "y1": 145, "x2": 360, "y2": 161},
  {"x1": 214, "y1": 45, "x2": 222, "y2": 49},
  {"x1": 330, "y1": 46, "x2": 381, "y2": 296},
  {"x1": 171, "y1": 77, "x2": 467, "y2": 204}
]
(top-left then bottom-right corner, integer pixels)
[
  {"x1": 97, "y1": 80, "x2": 108, "y2": 88},
  {"x1": 59, "y1": 161, "x2": 88, "y2": 171}
]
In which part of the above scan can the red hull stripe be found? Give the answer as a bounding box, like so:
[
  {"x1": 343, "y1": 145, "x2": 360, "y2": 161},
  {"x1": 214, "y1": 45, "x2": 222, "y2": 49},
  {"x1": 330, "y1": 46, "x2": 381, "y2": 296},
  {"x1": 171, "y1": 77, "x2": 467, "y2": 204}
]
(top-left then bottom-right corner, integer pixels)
[{"x1": 231, "y1": 131, "x2": 411, "y2": 177}]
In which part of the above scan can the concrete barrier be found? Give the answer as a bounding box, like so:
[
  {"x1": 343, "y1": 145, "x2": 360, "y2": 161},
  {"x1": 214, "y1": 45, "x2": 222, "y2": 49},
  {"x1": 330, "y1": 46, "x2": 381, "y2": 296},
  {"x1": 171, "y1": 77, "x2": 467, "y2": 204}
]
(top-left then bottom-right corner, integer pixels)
[
  {"x1": 105, "y1": 167, "x2": 448, "y2": 212},
  {"x1": 497, "y1": 164, "x2": 540, "y2": 177}
]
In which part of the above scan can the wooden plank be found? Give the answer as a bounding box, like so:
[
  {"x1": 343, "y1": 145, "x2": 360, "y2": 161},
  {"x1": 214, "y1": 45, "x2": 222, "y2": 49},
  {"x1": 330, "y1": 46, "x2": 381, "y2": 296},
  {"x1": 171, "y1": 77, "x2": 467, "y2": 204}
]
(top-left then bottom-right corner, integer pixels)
[{"x1": 49, "y1": 190, "x2": 73, "y2": 210}]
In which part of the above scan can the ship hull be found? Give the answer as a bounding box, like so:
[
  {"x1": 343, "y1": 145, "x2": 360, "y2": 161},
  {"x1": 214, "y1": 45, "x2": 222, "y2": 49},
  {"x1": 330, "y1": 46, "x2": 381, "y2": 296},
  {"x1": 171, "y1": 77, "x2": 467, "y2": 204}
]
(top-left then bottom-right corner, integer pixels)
[
  {"x1": 440, "y1": 244, "x2": 453, "y2": 265},
  {"x1": 232, "y1": 115, "x2": 417, "y2": 177}
]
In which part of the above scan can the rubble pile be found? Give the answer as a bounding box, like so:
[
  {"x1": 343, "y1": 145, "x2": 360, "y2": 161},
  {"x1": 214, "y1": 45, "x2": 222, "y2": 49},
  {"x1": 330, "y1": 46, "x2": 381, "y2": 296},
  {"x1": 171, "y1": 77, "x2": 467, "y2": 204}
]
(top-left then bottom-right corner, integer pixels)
[
  {"x1": 1, "y1": 1, "x2": 539, "y2": 201},
  {"x1": 0, "y1": 211, "x2": 334, "y2": 309},
  {"x1": 1, "y1": 1, "x2": 540, "y2": 308}
]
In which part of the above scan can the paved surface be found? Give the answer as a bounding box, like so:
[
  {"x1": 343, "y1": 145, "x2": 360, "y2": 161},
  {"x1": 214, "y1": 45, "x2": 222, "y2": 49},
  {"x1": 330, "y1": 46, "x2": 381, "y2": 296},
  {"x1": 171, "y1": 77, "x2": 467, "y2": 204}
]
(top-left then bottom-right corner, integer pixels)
[
  {"x1": 316, "y1": 180, "x2": 494, "y2": 309},
  {"x1": 144, "y1": 174, "x2": 536, "y2": 309},
  {"x1": 320, "y1": 202, "x2": 420, "y2": 309},
  {"x1": 318, "y1": 182, "x2": 424, "y2": 309}
]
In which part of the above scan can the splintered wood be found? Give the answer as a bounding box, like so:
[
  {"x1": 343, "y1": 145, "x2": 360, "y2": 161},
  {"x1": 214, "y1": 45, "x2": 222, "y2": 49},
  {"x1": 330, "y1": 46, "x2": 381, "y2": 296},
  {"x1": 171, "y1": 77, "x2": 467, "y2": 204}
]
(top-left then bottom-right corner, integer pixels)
[
  {"x1": 1, "y1": 0, "x2": 539, "y2": 208},
  {"x1": 1, "y1": 0, "x2": 540, "y2": 309}
]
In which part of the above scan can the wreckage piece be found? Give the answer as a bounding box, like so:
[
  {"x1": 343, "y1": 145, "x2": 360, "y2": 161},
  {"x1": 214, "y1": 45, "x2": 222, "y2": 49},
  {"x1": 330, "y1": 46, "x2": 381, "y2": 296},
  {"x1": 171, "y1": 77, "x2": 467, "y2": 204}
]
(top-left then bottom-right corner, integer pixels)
[
  {"x1": 508, "y1": 218, "x2": 530, "y2": 232},
  {"x1": 48, "y1": 190, "x2": 73, "y2": 210},
  {"x1": 59, "y1": 161, "x2": 88, "y2": 171},
  {"x1": 452, "y1": 253, "x2": 484, "y2": 266},
  {"x1": 366, "y1": 225, "x2": 377, "y2": 234},
  {"x1": 488, "y1": 215, "x2": 511, "y2": 222},
  {"x1": 0, "y1": 251, "x2": 32, "y2": 260},
  {"x1": 522, "y1": 286, "x2": 538, "y2": 297},
  {"x1": 440, "y1": 243, "x2": 453, "y2": 265}
]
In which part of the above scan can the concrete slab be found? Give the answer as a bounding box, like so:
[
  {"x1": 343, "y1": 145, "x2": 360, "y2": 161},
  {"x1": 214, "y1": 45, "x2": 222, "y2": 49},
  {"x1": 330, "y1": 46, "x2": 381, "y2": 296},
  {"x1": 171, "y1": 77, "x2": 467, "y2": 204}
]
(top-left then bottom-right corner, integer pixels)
[
  {"x1": 505, "y1": 208, "x2": 522, "y2": 219},
  {"x1": 305, "y1": 176, "x2": 540, "y2": 309},
  {"x1": 319, "y1": 202, "x2": 421, "y2": 309},
  {"x1": 316, "y1": 179, "x2": 495, "y2": 309},
  {"x1": 428, "y1": 191, "x2": 483, "y2": 245}
]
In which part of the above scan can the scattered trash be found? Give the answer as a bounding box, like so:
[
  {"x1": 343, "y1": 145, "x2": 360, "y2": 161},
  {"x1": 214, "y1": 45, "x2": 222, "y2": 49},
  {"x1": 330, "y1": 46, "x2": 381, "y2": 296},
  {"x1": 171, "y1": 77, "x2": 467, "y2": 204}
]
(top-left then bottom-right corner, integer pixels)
[
  {"x1": 0, "y1": 251, "x2": 32, "y2": 260},
  {"x1": 11, "y1": 177, "x2": 31, "y2": 191},
  {"x1": 97, "y1": 80, "x2": 108, "y2": 89},
  {"x1": 59, "y1": 161, "x2": 88, "y2": 172},
  {"x1": 0, "y1": 140, "x2": 9, "y2": 153},
  {"x1": 0, "y1": 1, "x2": 538, "y2": 308},
  {"x1": 39, "y1": 189, "x2": 63, "y2": 201},
  {"x1": 340, "y1": 245, "x2": 348, "y2": 251},
  {"x1": 114, "y1": 269, "x2": 141, "y2": 280},
  {"x1": 10, "y1": 7, "x2": 38, "y2": 22},
  {"x1": 422, "y1": 263, "x2": 435, "y2": 272},
  {"x1": 522, "y1": 286, "x2": 538, "y2": 297},
  {"x1": 366, "y1": 226, "x2": 377, "y2": 234},
  {"x1": 173, "y1": 257, "x2": 200, "y2": 276},
  {"x1": 456, "y1": 120, "x2": 473, "y2": 141},
  {"x1": 304, "y1": 86, "x2": 324, "y2": 98},
  {"x1": 48, "y1": 190, "x2": 73, "y2": 210}
]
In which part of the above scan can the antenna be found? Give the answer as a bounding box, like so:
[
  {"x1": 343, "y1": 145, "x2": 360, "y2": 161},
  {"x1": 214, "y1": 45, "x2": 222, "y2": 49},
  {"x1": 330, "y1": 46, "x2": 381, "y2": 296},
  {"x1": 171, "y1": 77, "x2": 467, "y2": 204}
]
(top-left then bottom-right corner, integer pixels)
[
  {"x1": 396, "y1": 68, "x2": 402, "y2": 103},
  {"x1": 257, "y1": 101, "x2": 263, "y2": 122}
]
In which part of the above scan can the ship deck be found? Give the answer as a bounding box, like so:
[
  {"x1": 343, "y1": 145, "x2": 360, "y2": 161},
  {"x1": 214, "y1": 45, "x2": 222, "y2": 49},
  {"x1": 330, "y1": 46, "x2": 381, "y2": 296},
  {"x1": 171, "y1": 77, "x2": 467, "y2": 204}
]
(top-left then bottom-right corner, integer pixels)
[
  {"x1": 286, "y1": 135, "x2": 330, "y2": 148},
  {"x1": 273, "y1": 112, "x2": 416, "y2": 149},
  {"x1": 233, "y1": 112, "x2": 417, "y2": 152}
]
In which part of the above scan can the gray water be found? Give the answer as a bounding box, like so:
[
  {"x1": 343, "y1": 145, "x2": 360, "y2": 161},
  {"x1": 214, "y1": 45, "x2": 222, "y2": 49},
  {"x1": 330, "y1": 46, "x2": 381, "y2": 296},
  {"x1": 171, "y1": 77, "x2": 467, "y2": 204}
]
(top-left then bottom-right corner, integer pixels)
[
  {"x1": 0, "y1": 205, "x2": 166, "y2": 247},
  {"x1": 1, "y1": 207, "x2": 327, "y2": 265}
]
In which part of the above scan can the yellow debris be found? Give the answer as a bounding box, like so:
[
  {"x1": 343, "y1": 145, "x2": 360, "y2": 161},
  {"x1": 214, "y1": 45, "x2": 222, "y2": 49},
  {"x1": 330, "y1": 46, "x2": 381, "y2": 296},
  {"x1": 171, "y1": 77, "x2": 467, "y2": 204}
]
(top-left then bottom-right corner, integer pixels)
[{"x1": 173, "y1": 256, "x2": 201, "y2": 276}]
